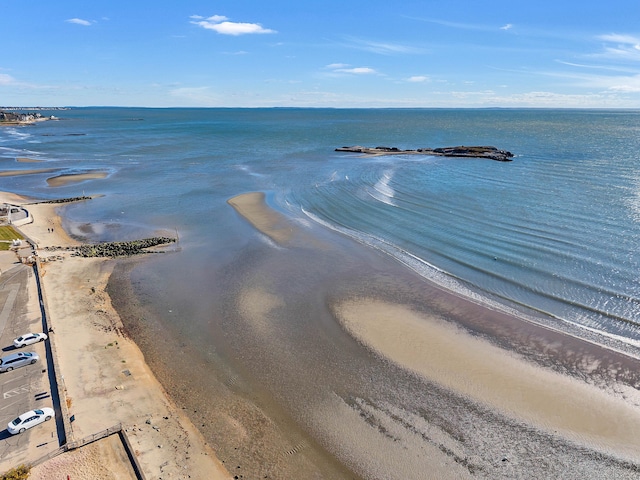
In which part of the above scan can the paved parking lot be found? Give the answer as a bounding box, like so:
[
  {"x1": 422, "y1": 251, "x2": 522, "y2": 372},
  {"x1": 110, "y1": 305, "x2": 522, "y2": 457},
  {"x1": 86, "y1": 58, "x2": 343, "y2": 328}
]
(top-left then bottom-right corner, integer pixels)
[{"x1": 0, "y1": 259, "x2": 59, "y2": 471}]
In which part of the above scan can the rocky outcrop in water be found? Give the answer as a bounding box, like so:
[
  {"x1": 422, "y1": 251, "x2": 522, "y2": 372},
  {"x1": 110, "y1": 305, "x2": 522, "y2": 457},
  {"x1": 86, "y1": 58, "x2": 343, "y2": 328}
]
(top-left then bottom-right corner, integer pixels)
[
  {"x1": 336, "y1": 145, "x2": 514, "y2": 162},
  {"x1": 0, "y1": 110, "x2": 51, "y2": 124}
]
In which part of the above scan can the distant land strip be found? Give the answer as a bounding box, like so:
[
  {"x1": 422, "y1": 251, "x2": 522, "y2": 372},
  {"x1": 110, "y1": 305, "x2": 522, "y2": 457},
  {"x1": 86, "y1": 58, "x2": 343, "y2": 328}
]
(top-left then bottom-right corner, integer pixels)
[{"x1": 336, "y1": 145, "x2": 514, "y2": 162}]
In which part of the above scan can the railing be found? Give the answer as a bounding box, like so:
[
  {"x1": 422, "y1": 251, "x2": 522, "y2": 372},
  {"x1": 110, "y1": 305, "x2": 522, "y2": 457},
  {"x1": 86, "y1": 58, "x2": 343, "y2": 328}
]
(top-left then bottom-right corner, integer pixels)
[
  {"x1": 64, "y1": 423, "x2": 123, "y2": 451},
  {"x1": 29, "y1": 424, "x2": 146, "y2": 480},
  {"x1": 29, "y1": 446, "x2": 66, "y2": 467},
  {"x1": 30, "y1": 424, "x2": 121, "y2": 467}
]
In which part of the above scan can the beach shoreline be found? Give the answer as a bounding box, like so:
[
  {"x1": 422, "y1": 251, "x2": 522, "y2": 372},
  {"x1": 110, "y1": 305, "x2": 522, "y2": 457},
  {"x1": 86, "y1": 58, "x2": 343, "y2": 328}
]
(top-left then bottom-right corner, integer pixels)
[
  {"x1": 0, "y1": 191, "x2": 231, "y2": 479},
  {"x1": 4, "y1": 187, "x2": 640, "y2": 479},
  {"x1": 223, "y1": 192, "x2": 640, "y2": 478}
]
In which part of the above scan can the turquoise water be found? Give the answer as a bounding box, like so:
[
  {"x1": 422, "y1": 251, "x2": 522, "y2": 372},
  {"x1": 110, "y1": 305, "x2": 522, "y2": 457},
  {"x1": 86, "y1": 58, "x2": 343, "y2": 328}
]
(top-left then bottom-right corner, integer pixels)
[{"x1": 2, "y1": 108, "x2": 639, "y2": 343}]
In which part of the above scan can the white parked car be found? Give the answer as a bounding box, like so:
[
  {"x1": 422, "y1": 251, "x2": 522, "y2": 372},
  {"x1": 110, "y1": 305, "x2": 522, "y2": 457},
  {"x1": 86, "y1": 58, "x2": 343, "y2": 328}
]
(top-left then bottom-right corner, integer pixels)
[
  {"x1": 7, "y1": 407, "x2": 54, "y2": 434},
  {"x1": 13, "y1": 332, "x2": 48, "y2": 348}
]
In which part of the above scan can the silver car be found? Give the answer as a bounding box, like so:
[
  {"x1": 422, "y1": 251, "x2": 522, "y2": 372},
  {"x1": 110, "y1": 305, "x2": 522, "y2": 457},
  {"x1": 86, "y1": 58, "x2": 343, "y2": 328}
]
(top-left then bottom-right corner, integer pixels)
[{"x1": 0, "y1": 352, "x2": 39, "y2": 372}]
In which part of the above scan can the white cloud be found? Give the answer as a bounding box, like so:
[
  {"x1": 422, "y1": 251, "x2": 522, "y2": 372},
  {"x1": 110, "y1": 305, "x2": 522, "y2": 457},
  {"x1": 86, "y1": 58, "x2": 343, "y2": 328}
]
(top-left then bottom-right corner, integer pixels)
[
  {"x1": 608, "y1": 77, "x2": 640, "y2": 92},
  {"x1": 595, "y1": 33, "x2": 640, "y2": 61},
  {"x1": 407, "y1": 76, "x2": 429, "y2": 82},
  {"x1": 191, "y1": 15, "x2": 276, "y2": 36},
  {"x1": 170, "y1": 86, "x2": 222, "y2": 105},
  {"x1": 335, "y1": 67, "x2": 376, "y2": 74},
  {"x1": 66, "y1": 18, "x2": 92, "y2": 26},
  {"x1": 586, "y1": 73, "x2": 640, "y2": 93},
  {"x1": 598, "y1": 34, "x2": 640, "y2": 45},
  {"x1": 323, "y1": 64, "x2": 378, "y2": 76},
  {"x1": 437, "y1": 89, "x2": 629, "y2": 108},
  {"x1": 342, "y1": 37, "x2": 425, "y2": 55},
  {"x1": 0, "y1": 73, "x2": 17, "y2": 85},
  {"x1": 500, "y1": 24, "x2": 513, "y2": 31},
  {"x1": 205, "y1": 15, "x2": 229, "y2": 23},
  {"x1": 211, "y1": 22, "x2": 275, "y2": 36},
  {"x1": 411, "y1": 17, "x2": 502, "y2": 33}
]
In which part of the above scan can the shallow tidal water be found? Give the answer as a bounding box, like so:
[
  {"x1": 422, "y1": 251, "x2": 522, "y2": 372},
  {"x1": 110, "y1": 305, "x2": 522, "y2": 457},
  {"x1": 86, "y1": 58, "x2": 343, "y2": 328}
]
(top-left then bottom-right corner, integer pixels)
[{"x1": 3, "y1": 108, "x2": 640, "y2": 478}]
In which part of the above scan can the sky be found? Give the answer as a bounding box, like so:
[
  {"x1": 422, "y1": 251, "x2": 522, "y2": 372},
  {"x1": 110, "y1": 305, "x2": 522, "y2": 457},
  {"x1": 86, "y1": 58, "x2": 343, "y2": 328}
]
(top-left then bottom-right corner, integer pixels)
[{"x1": 2, "y1": 0, "x2": 640, "y2": 108}]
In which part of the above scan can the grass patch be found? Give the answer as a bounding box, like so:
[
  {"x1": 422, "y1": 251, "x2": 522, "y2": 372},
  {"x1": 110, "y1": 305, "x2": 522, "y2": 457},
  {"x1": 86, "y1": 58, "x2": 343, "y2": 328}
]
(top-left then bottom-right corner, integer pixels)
[
  {"x1": 1, "y1": 465, "x2": 31, "y2": 480},
  {"x1": 0, "y1": 225, "x2": 24, "y2": 242}
]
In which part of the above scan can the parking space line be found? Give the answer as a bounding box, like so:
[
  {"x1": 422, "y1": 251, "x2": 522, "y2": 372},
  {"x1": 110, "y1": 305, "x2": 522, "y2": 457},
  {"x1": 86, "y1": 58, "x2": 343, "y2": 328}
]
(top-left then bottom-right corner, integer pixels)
[
  {"x1": 0, "y1": 284, "x2": 19, "y2": 338},
  {"x1": 0, "y1": 372, "x2": 32, "y2": 388},
  {"x1": 3, "y1": 384, "x2": 30, "y2": 400},
  {"x1": 0, "y1": 397, "x2": 23, "y2": 413}
]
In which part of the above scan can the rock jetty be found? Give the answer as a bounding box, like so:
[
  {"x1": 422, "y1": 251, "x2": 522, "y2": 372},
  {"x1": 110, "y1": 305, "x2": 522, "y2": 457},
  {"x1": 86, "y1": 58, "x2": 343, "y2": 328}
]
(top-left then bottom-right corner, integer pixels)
[
  {"x1": 29, "y1": 196, "x2": 94, "y2": 205},
  {"x1": 44, "y1": 237, "x2": 177, "y2": 258},
  {"x1": 335, "y1": 145, "x2": 514, "y2": 162},
  {"x1": 72, "y1": 237, "x2": 176, "y2": 257}
]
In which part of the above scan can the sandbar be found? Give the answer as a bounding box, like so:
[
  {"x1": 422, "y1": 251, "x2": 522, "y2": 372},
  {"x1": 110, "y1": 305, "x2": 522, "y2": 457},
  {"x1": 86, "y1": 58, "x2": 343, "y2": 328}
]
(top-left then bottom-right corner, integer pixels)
[
  {"x1": 0, "y1": 168, "x2": 57, "y2": 177},
  {"x1": 228, "y1": 192, "x2": 294, "y2": 245},
  {"x1": 46, "y1": 171, "x2": 109, "y2": 187},
  {"x1": 334, "y1": 299, "x2": 640, "y2": 462}
]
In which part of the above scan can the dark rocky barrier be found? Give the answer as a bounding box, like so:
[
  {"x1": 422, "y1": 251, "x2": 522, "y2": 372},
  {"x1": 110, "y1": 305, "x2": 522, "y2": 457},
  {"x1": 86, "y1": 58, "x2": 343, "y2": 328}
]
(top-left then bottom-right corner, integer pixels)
[
  {"x1": 336, "y1": 145, "x2": 514, "y2": 162},
  {"x1": 29, "y1": 196, "x2": 94, "y2": 204},
  {"x1": 43, "y1": 237, "x2": 177, "y2": 258},
  {"x1": 72, "y1": 237, "x2": 177, "y2": 257}
]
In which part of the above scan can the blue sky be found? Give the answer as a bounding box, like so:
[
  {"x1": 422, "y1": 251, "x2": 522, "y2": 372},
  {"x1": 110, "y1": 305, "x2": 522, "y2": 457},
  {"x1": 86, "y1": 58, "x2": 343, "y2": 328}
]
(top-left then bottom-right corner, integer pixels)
[{"x1": 2, "y1": 0, "x2": 640, "y2": 107}]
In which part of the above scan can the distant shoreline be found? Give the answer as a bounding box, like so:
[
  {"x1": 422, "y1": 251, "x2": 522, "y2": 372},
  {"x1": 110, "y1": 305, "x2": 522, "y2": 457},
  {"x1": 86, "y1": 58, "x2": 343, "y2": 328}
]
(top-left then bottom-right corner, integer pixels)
[{"x1": 0, "y1": 110, "x2": 56, "y2": 125}]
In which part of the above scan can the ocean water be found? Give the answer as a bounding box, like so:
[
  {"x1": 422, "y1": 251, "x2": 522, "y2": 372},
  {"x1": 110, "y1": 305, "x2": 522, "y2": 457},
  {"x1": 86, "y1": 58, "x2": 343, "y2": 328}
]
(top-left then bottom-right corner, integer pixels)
[
  {"x1": 2, "y1": 108, "x2": 639, "y2": 344},
  {"x1": 3, "y1": 108, "x2": 640, "y2": 477}
]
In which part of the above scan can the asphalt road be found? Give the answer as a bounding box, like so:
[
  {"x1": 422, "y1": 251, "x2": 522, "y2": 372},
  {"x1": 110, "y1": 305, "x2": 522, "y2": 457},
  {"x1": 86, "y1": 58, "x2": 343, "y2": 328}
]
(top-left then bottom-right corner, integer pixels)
[{"x1": 0, "y1": 261, "x2": 59, "y2": 471}]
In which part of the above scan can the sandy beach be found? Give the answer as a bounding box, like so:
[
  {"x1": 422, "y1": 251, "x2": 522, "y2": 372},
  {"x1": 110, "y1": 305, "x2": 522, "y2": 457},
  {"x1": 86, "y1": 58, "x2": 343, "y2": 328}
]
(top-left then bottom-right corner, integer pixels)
[
  {"x1": 3, "y1": 188, "x2": 640, "y2": 479},
  {"x1": 0, "y1": 192, "x2": 230, "y2": 479}
]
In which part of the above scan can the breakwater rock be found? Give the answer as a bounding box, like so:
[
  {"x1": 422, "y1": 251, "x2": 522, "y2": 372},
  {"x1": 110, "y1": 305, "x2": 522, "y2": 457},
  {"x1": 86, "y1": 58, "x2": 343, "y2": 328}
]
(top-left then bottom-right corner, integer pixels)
[
  {"x1": 61, "y1": 237, "x2": 177, "y2": 258},
  {"x1": 72, "y1": 237, "x2": 176, "y2": 257},
  {"x1": 30, "y1": 196, "x2": 94, "y2": 205},
  {"x1": 336, "y1": 145, "x2": 514, "y2": 162}
]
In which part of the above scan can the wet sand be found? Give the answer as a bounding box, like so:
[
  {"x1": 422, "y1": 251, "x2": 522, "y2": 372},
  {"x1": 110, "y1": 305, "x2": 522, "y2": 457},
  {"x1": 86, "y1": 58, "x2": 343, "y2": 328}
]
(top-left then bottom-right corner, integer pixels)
[
  {"x1": 228, "y1": 192, "x2": 295, "y2": 245},
  {"x1": 17, "y1": 187, "x2": 640, "y2": 480},
  {"x1": 46, "y1": 171, "x2": 109, "y2": 187},
  {"x1": 335, "y1": 299, "x2": 640, "y2": 461},
  {"x1": 0, "y1": 168, "x2": 57, "y2": 177},
  {"x1": 218, "y1": 191, "x2": 640, "y2": 478}
]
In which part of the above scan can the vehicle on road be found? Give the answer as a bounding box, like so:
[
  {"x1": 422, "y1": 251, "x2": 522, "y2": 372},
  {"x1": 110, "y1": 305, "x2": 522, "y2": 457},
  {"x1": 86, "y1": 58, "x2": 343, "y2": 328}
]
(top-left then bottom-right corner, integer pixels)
[
  {"x1": 7, "y1": 408, "x2": 54, "y2": 434},
  {"x1": 13, "y1": 332, "x2": 48, "y2": 348},
  {"x1": 0, "y1": 351, "x2": 39, "y2": 372}
]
